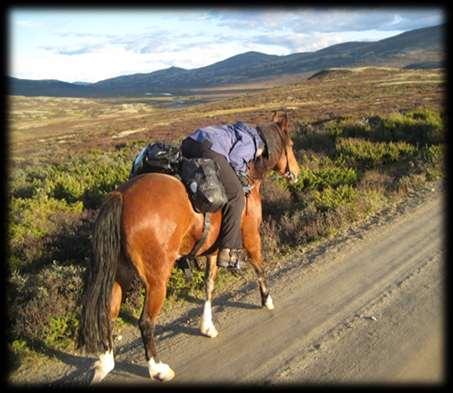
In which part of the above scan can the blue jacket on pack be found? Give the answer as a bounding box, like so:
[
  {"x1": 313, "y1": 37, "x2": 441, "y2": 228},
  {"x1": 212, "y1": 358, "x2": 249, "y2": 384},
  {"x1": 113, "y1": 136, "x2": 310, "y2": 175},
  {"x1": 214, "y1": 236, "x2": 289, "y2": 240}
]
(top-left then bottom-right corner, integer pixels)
[{"x1": 188, "y1": 121, "x2": 265, "y2": 175}]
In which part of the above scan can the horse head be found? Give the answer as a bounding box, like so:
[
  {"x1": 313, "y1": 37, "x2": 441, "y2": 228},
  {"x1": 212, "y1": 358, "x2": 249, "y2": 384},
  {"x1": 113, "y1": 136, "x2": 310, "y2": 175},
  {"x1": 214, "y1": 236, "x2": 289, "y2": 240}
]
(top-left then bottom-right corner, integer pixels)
[
  {"x1": 271, "y1": 110, "x2": 300, "y2": 182},
  {"x1": 253, "y1": 110, "x2": 300, "y2": 184}
]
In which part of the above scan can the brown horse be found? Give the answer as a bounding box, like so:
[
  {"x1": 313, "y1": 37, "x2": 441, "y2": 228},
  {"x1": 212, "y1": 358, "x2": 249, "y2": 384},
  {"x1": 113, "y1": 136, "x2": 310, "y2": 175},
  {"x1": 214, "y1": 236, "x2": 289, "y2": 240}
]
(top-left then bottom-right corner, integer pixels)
[{"x1": 78, "y1": 111, "x2": 300, "y2": 383}]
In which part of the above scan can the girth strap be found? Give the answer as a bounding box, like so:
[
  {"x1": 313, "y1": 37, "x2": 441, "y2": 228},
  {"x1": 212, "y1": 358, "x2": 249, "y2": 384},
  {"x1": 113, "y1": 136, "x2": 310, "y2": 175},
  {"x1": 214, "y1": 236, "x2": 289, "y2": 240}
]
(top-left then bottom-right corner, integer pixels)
[{"x1": 179, "y1": 213, "x2": 211, "y2": 280}]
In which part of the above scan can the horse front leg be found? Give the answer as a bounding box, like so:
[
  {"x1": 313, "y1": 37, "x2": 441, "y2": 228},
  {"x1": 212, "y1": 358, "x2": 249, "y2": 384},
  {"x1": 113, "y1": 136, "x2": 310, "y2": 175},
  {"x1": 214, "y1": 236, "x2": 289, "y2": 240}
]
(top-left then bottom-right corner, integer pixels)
[
  {"x1": 250, "y1": 254, "x2": 274, "y2": 310},
  {"x1": 200, "y1": 254, "x2": 219, "y2": 337},
  {"x1": 244, "y1": 233, "x2": 274, "y2": 310}
]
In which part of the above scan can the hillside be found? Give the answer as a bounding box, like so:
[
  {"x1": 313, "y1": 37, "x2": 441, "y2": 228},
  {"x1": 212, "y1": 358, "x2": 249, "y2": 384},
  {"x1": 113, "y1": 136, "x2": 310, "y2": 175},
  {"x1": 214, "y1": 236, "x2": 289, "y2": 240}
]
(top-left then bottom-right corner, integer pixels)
[
  {"x1": 9, "y1": 24, "x2": 444, "y2": 97},
  {"x1": 8, "y1": 64, "x2": 445, "y2": 384},
  {"x1": 10, "y1": 67, "x2": 444, "y2": 163}
]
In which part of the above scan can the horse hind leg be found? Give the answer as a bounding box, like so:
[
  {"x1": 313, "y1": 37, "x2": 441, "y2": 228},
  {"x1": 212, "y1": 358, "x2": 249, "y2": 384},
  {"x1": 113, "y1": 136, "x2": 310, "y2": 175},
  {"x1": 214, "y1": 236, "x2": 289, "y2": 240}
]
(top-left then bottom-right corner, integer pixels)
[
  {"x1": 138, "y1": 268, "x2": 175, "y2": 382},
  {"x1": 139, "y1": 283, "x2": 175, "y2": 381},
  {"x1": 200, "y1": 254, "x2": 219, "y2": 338},
  {"x1": 91, "y1": 281, "x2": 123, "y2": 383}
]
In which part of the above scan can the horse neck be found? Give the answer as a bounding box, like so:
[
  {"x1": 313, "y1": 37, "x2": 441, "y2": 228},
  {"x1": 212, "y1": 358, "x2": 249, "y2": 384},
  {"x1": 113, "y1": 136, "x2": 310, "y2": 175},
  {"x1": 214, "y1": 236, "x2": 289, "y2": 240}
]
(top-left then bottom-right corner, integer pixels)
[
  {"x1": 249, "y1": 157, "x2": 275, "y2": 184},
  {"x1": 249, "y1": 122, "x2": 287, "y2": 181}
]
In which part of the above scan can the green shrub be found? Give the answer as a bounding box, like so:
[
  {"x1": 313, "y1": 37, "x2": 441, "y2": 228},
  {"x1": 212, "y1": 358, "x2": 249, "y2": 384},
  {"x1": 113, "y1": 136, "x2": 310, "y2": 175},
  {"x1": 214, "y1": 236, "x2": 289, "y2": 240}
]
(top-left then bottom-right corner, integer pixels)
[
  {"x1": 420, "y1": 144, "x2": 444, "y2": 165},
  {"x1": 9, "y1": 262, "x2": 84, "y2": 351},
  {"x1": 49, "y1": 153, "x2": 131, "y2": 208},
  {"x1": 52, "y1": 174, "x2": 86, "y2": 203},
  {"x1": 326, "y1": 120, "x2": 371, "y2": 139},
  {"x1": 7, "y1": 107, "x2": 446, "y2": 367},
  {"x1": 9, "y1": 196, "x2": 84, "y2": 247},
  {"x1": 311, "y1": 184, "x2": 358, "y2": 212},
  {"x1": 44, "y1": 313, "x2": 80, "y2": 349},
  {"x1": 292, "y1": 166, "x2": 359, "y2": 192},
  {"x1": 167, "y1": 265, "x2": 205, "y2": 299},
  {"x1": 336, "y1": 137, "x2": 417, "y2": 168},
  {"x1": 373, "y1": 108, "x2": 444, "y2": 145},
  {"x1": 321, "y1": 108, "x2": 444, "y2": 146}
]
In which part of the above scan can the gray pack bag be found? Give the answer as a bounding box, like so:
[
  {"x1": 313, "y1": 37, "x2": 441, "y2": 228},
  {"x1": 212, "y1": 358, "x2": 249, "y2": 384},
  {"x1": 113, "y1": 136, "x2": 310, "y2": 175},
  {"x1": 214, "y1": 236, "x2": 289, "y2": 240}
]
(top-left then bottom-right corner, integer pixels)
[
  {"x1": 180, "y1": 157, "x2": 228, "y2": 213},
  {"x1": 130, "y1": 142, "x2": 181, "y2": 178}
]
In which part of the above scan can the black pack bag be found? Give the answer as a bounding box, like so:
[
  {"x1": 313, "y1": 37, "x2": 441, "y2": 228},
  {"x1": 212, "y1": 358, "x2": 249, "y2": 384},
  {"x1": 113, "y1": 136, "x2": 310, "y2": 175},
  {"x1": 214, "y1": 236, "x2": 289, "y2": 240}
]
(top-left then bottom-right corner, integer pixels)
[
  {"x1": 180, "y1": 157, "x2": 228, "y2": 213},
  {"x1": 130, "y1": 142, "x2": 182, "y2": 177}
]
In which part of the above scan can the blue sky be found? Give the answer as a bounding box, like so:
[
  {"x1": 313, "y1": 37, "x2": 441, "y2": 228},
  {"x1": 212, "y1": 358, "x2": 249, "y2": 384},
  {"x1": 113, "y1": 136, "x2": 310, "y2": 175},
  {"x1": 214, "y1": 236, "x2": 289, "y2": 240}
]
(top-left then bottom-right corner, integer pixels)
[{"x1": 9, "y1": 7, "x2": 444, "y2": 83}]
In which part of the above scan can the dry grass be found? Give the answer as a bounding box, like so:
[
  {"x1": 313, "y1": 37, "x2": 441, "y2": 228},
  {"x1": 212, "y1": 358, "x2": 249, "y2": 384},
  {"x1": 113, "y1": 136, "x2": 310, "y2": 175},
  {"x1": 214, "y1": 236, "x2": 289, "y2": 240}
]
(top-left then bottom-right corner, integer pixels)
[
  {"x1": 9, "y1": 67, "x2": 445, "y2": 167},
  {"x1": 7, "y1": 68, "x2": 445, "y2": 370}
]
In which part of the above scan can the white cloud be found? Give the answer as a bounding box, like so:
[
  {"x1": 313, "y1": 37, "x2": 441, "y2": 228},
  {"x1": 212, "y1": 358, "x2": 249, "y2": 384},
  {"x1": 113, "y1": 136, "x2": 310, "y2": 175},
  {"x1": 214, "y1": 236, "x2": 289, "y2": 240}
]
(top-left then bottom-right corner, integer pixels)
[{"x1": 10, "y1": 8, "x2": 444, "y2": 82}]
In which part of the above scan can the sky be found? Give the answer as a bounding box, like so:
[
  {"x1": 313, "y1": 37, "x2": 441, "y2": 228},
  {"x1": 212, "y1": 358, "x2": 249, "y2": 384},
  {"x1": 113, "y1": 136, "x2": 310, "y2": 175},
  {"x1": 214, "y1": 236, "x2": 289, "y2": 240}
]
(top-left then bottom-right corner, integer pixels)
[{"x1": 9, "y1": 7, "x2": 445, "y2": 83}]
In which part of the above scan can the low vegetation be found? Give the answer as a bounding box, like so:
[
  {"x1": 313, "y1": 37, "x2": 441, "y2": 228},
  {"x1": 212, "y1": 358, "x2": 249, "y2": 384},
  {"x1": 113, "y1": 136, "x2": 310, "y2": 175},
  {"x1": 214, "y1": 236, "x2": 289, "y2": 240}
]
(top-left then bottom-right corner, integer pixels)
[{"x1": 7, "y1": 104, "x2": 445, "y2": 371}]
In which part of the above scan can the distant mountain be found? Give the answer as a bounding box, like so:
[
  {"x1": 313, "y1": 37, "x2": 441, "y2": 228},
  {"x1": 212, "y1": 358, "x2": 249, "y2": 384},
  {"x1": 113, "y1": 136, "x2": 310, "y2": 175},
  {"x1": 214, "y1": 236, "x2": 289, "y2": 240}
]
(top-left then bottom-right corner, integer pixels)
[
  {"x1": 8, "y1": 77, "x2": 90, "y2": 97},
  {"x1": 9, "y1": 24, "x2": 444, "y2": 97},
  {"x1": 72, "y1": 81, "x2": 92, "y2": 86},
  {"x1": 404, "y1": 61, "x2": 444, "y2": 69}
]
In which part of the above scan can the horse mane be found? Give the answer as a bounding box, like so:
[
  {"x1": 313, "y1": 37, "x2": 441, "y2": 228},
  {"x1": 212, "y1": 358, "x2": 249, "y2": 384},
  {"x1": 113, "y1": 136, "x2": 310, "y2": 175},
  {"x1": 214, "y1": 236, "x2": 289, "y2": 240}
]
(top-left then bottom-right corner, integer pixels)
[{"x1": 249, "y1": 122, "x2": 289, "y2": 181}]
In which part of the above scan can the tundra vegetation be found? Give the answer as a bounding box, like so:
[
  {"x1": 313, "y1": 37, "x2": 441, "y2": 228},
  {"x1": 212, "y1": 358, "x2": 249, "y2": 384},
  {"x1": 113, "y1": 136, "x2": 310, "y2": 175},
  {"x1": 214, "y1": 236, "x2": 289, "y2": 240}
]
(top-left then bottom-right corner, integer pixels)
[{"x1": 7, "y1": 68, "x2": 445, "y2": 373}]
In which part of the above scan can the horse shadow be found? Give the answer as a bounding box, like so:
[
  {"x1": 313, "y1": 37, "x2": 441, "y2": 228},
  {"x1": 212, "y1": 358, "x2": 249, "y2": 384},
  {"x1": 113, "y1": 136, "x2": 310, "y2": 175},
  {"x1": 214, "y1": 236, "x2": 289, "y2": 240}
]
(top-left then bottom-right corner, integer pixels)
[
  {"x1": 12, "y1": 336, "x2": 94, "y2": 386},
  {"x1": 39, "y1": 273, "x2": 264, "y2": 385}
]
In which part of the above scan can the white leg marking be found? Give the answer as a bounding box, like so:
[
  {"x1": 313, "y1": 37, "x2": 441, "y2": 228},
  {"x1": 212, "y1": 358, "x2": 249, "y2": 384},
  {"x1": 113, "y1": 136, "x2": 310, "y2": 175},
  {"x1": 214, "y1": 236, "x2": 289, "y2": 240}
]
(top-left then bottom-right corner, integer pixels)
[
  {"x1": 265, "y1": 295, "x2": 274, "y2": 310},
  {"x1": 200, "y1": 300, "x2": 218, "y2": 338},
  {"x1": 148, "y1": 357, "x2": 175, "y2": 382},
  {"x1": 91, "y1": 350, "x2": 114, "y2": 384}
]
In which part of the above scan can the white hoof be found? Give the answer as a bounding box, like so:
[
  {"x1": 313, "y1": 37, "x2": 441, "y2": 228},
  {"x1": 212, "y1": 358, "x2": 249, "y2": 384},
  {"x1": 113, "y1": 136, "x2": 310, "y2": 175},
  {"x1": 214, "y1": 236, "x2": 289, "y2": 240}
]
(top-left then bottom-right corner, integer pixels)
[
  {"x1": 200, "y1": 320, "x2": 219, "y2": 338},
  {"x1": 91, "y1": 350, "x2": 114, "y2": 384},
  {"x1": 200, "y1": 300, "x2": 218, "y2": 337},
  {"x1": 264, "y1": 295, "x2": 274, "y2": 310},
  {"x1": 148, "y1": 358, "x2": 175, "y2": 382}
]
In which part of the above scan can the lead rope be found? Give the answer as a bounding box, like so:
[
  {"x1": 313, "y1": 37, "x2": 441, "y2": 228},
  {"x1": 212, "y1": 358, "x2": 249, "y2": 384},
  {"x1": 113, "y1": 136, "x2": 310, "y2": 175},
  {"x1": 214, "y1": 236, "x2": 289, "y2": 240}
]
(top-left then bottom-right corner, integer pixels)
[{"x1": 245, "y1": 194, "x2": 249, "y2": 216}]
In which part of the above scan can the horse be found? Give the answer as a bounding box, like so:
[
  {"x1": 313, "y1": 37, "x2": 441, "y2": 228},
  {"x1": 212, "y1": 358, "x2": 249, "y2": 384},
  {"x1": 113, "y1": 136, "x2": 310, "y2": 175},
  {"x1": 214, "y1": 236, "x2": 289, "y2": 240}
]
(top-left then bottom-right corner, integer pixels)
[{"x1": 77, "y1": 110, "x2": 301, "y2": 383}]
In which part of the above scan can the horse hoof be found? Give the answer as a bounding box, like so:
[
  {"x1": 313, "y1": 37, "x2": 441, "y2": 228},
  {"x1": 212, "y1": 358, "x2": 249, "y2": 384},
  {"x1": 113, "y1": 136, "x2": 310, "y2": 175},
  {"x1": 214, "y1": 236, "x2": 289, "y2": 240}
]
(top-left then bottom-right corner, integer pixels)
[
  {"x1": 201, "y1": 322, "x2": 219, "y2": 338},
  {"x1": 90, "y1": 351, "x2": 114, "y2": 384},
  {"x1": 264, "y1": 295, "x2": 274, "y2": 310},
  {"x1": 148, "y1": 359, "x2": 175, "y2": 382},
  {"x1": 91, "y1": 368, "x2": 107, "y2": 384},
  {"x1": 91, "y1": 364, "x2": 112, "y2": 384}
]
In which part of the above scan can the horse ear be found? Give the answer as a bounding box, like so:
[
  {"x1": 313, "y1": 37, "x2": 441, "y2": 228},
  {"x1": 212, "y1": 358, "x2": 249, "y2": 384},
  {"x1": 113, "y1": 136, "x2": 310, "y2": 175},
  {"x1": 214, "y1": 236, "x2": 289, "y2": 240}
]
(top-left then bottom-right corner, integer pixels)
[{"x1": 272, "y1": 110, "x2": 289, "y2": 133}]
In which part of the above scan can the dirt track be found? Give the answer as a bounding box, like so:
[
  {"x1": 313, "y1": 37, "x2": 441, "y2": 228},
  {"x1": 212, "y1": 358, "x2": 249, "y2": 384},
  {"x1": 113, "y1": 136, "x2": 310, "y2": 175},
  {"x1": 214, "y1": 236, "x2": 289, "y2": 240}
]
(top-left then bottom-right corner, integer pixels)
[
  {"x1": 95, "y1": 188, "x2": 444, "y2": 385},
  {"x1": 11, "y1": 187, "x2": 444, "y2": 386}
]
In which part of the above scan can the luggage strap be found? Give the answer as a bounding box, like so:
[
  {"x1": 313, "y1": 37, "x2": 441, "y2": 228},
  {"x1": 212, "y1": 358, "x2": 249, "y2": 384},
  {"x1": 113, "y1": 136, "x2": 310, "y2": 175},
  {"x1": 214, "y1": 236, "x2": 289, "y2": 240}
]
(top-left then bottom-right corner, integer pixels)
[{"x1": 179, "y1": 213, "x2": 211, "y2": 280}]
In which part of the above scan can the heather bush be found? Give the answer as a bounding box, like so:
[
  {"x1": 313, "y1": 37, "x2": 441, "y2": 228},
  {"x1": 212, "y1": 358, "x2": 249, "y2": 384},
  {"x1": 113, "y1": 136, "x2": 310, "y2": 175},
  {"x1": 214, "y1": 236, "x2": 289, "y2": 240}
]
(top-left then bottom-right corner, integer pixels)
[
  {"x1": 336, "y1": 137, "x2": 417, "y2": 168},
  {"x1": 9, "y1": 196, "x2": 84, "y2": 272},
  {"x1": 49, "y1": 152, "x2": 131, "y2": 208},
  {"x1": 291, "y1": 166, "x2": 359, "y2": 192},
  {"x1": 7, "y1": 107, "x2": 445, "y2": 367},
  {"x1": 332, "y1": 108, "x2": 444, "y2": 146},
  {"x1": 8, "y1": 262, "x2": 84, "y2": 351},
  {"x1": 311, "y1": 184, "x2": 358, "y2": 212},
  {"x1": 377, "y1": 108, "x2": 444, "y2": 145}
]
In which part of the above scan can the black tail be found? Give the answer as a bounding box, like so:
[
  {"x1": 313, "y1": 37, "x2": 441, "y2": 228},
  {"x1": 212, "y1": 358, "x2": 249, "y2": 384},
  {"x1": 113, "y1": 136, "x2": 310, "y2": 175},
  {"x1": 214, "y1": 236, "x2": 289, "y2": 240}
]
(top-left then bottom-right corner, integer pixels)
[{"x1": 78, "y1": 191, "x2": 123, "y2": 354}]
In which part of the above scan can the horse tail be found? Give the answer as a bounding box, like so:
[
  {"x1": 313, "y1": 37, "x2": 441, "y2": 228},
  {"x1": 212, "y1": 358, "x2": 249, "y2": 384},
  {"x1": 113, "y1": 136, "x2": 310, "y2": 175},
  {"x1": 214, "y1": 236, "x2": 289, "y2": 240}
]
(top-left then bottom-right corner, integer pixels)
[{"x1": 78, "y1": 191, "x2": 123, "y2": 354}]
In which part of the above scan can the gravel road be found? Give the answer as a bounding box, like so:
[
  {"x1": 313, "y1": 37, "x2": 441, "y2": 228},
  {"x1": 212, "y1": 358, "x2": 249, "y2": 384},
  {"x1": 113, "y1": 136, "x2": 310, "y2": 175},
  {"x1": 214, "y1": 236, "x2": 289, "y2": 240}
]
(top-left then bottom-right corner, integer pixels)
[
  {"x1": 10, "y1": 186, "x2": 445, "y2": 386},
  {"x1": 101, "y1": 188, "x2": 445, "y2": 385}
]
